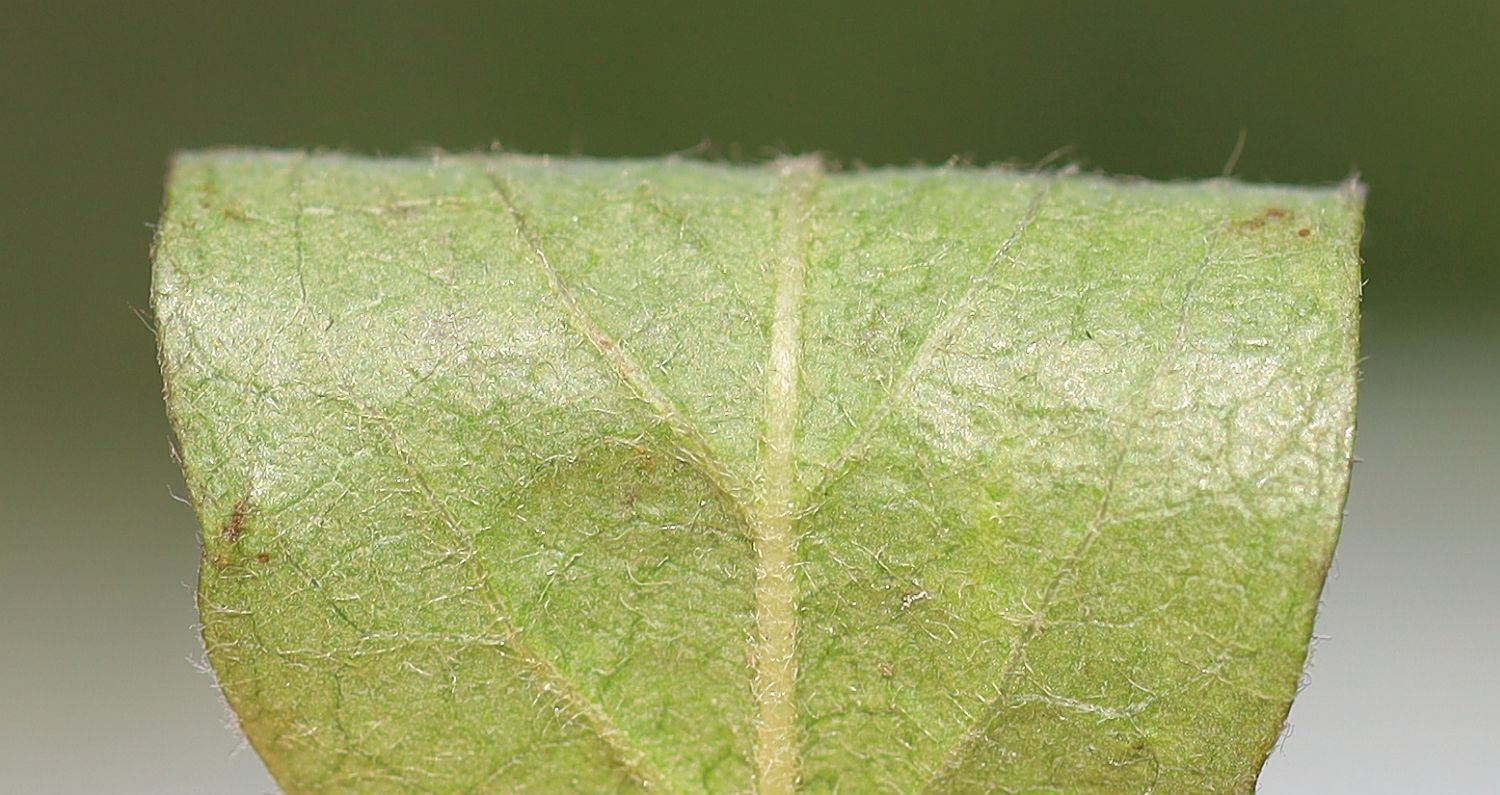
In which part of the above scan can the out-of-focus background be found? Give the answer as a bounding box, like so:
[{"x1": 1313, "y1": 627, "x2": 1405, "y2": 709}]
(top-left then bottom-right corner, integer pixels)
[{"x1": 1, "y1": 2, "x2": 1495, "y2": 792}]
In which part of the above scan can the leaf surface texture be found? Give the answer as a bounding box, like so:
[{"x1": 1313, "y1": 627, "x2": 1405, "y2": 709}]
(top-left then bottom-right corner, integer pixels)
[{"x1": 155, "y1": 152, "x2": 1361, "y2": 793}]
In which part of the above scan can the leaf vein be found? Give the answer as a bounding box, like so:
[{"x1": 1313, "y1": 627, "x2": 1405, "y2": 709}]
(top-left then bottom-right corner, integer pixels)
[
  {"x1": 289, "y1": 177, "x2": 672, "y2": 790},
  {"x1": 487, "y1": 166, "x2": 755, "y2": 528},
  {"x1": 805, "y1": 171, "x2": 1062, "y2": 504},
  {"x1": 919, "y1": 224, "x2": 1227, "y2": 793},
  {"x1": 751, "y1": 156, "x2": 820, "y2": 795},
  {"x1": 366, "y1": 405, "x2": 671, "y2": 793}
]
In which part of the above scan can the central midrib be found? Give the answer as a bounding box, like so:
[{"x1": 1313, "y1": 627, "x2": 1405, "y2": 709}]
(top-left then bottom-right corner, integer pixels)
[
  {"x1": 752, "y1": 158, "x2": 819, "y2": 795},
  {"x1": 498, "y1": 157, "x2": 823, "y2": 792}
]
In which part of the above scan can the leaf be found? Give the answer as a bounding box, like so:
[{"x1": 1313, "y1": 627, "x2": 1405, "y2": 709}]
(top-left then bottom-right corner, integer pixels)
[{"x1": 154, "y1": 151, "x2": 1362, "y2": 794}]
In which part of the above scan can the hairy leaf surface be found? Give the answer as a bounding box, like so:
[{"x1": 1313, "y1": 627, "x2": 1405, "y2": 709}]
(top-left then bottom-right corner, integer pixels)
[{"x1": 154, "y1": 152, "x2": 1361, "y2": 793}]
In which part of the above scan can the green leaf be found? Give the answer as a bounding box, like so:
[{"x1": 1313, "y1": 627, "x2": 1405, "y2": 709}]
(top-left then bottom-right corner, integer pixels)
[{"x1": 154, "y1": 151, "x2": 1361, "y2": 794}]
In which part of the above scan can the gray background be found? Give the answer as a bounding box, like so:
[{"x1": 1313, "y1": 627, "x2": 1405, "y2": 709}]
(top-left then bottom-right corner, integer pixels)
[{"x1": 2, "y1": 2, "x2": 1495, "y2": 791}]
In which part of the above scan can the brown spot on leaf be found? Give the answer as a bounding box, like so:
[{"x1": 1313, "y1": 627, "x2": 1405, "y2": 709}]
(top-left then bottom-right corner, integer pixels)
[
  {"x1": 1298, "y1": 227, "x2": 1313, "y2": 237},
  {"x1": 630, "y1": 445, "x2": 659, "y2": 472},
  {"x1": 1234, "y1": 206, "x2": 1292, "y2": 232},
  {"x1": 221, "y1": 498, "x2": 250, "y2": 543},
  {"x1": 255, "y1": 553, "x2": 272, "y2": 564}
]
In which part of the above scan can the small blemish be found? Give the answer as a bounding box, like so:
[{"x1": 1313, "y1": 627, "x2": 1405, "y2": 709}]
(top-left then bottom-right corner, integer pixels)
[
  {"x1": 1234, "y1": 206, "x2": 1292, "y2": 232},
  {"x1": 1298, "y1": 227, "x2": 1313, "y2": 237},
  {"x1": 255, "y1": 553, "x2": 272, "y2": 564},
  {"x1": 221, "y1": 498, "x2": 250, "y2": 543}
]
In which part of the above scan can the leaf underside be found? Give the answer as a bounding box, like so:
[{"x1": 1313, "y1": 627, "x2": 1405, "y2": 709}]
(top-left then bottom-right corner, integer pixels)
[{"x1": 155, "y1": 152, "x2": 1361, "y2": 794}]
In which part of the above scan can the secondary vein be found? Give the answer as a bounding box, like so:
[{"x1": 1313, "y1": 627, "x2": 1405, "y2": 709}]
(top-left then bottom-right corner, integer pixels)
[
  {"x1": 752, "y1": 157, "x2": 819, "y2": 795},
  {"x1": 918, "y1": 224, "x2": 1225, "y2": 793},
  {"x1": 487, "y1": 167, "x2": 752, "y2": 524},
  {"x1": 805, "y1": 171, "x2": 1059, "y2": 504},
  {"x1": 297, "y1": 376, "x2": 668, "y2": 791}
]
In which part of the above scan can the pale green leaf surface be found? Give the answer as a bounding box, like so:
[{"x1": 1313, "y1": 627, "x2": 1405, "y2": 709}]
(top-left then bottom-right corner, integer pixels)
[{"x1": 154, "y1": 152, "x2": 1361, "y2": 794}]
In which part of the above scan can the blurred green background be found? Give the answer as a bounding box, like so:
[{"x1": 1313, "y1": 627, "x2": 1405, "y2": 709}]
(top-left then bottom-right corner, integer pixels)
[{"x1": 2, "y1": 2, "x2": 1495, "y2": 792}]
